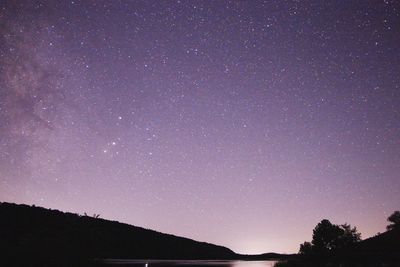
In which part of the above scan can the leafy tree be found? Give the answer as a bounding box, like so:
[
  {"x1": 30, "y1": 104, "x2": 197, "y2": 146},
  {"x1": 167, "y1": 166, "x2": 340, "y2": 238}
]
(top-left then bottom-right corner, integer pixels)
[
  {"x1": 337, "y1": 223, "x2": 361, "y2": 248},
  {"x1": 299, "y1": 241, "x2": 312, "y2": 255},
  {"x1": 387, "y1": 211, "x2": 400, "y2": 230},
  {"x1": 312, "y1": 219, "x2": 343, "y2": 253},
  {"x1": 299, "y1": 219, "x2": 361, "y2": 256}
]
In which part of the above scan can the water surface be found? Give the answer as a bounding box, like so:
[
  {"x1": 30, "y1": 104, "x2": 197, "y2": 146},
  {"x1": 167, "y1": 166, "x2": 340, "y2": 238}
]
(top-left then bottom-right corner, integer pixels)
[{"x1": 103, "y1": 260, "x2": 277, "y2": 267}]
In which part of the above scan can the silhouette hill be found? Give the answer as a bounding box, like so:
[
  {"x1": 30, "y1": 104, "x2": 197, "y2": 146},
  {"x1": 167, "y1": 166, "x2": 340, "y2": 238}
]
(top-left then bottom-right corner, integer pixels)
[
  {"x1": 0, "y1": 202, "x2": 237, "y2": 265},
  {"x1": 286, "y1": 219, "x2": 400, "y2": 267},
  {"x1": 343, "y1": 227, "x2": 400, "y2": 262}
]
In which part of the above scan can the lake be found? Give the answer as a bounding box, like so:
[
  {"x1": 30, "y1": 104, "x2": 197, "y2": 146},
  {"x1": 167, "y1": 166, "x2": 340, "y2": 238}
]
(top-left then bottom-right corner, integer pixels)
[{"x1": 102, "y1": 260, "x2": 278, "y2": 267}]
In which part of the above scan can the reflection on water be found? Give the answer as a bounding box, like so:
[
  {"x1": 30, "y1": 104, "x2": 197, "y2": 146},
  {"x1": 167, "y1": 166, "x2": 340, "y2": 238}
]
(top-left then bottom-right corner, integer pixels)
[
  {"x1": 231, "y1": 261, "x2": 277, "y2": 267},
  {"x1": 103, "y1": 260, "x2": 277, "y2": 267}
]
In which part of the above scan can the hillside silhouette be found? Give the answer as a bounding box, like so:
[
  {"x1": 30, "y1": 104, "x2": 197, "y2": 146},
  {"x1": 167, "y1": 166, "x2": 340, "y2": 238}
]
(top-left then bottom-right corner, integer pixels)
[
  {"x1": 278, "y1": 216, "x2": 400, "y2": 267},
  {"x1": 0, "y1": 202, "x2": 237, "y2": 265},
  {"x1": 4, "y1": 202, "x2": 395, "y2": 267},
  {"x1": 343, "y1": 227, "x2": 400, "y2": 262}
]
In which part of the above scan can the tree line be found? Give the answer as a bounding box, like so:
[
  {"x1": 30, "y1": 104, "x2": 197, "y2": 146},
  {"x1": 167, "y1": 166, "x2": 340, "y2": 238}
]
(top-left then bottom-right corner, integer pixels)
[{"x1": 298, "y1": 210, "x2": 400, "y2": 257}]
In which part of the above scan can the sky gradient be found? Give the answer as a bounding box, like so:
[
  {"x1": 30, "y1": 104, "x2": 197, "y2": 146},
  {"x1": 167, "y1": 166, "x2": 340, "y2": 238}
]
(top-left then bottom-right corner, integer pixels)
[{"x1": 1, "y1": 0, "x2": 399, "y2": 254}]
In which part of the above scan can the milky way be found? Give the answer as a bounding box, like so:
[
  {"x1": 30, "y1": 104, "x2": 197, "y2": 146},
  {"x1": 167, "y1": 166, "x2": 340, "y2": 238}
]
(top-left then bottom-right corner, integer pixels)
[
  {"x1": 1, "y1": 1, "x2": 399, "y2": 253},
  {"x1": 0, "y1": 2, "x2": 65, "y2": 183}
]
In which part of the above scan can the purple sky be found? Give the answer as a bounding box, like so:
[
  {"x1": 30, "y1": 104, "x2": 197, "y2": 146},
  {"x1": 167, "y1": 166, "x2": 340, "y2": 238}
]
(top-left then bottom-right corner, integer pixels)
[{"x1": 1, "y1": 0, "x2": 399, "y2": 254}]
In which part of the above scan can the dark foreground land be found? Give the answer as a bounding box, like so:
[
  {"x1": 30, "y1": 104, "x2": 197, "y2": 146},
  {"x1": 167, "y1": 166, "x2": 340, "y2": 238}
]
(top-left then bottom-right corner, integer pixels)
[
  {"x1": 275, "y1": 225, "x2": 400, "y2": 267},
  {"x1": 1, "y1": 202, "x2": 399, "y2": 267},
  {"x1": 0, "y1": 202, "x2": 292, "y2": 266}
]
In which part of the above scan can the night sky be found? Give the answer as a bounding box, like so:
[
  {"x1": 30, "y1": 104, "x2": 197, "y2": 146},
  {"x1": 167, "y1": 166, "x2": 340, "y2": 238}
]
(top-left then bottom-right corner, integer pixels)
[{"x1": 1, "y1": 0, "x2": 399, "y2": 254}]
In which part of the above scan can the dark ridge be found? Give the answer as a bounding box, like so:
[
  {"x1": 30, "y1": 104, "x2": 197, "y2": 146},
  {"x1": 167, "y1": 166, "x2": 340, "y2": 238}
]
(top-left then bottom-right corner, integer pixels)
[
  {"x1": 342, "y1": 227, "x2": 400, "y2": 262},
  {"x1": 281, "y1": 227, "x2": 400, "y2": 266},
  {"x1": 237, "y1": 253, "x2": 297, "y2": 261},
  {"x1": 0, "y1": 202, "x2": 236, "y2": 265}
]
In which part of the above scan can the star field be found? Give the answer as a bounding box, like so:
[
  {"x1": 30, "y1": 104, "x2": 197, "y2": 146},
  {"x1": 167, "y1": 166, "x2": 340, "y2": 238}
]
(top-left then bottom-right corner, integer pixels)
[{"x1": 1, "y1": 0, "x2": 400, "y2": 253}]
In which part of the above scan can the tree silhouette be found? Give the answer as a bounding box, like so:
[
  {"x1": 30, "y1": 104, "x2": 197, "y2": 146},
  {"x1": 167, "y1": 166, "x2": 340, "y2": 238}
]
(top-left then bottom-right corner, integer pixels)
[
  {"x1": 299, "y1": 219, "x2": 361, "y2": 257},
  {"x1": 312, "y1": 219, "x2": 343, "y2": 253},
  {"x1": 387, "y1": 211, "x2": 400, "y2": 230},
  {"x1": 338, "y1": 223, "x2": 361, "y2": 248},
  {"x1": 299, "y1": 241, "x2": 312, "y2": 255}
]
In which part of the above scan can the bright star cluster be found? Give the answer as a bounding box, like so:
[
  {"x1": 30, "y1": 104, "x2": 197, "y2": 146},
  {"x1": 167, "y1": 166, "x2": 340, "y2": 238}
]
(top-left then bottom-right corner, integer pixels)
[{"x1": 0, "y1": 1, "x2": 399, "y2": 254}]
